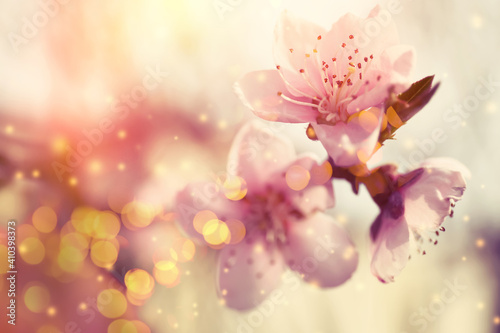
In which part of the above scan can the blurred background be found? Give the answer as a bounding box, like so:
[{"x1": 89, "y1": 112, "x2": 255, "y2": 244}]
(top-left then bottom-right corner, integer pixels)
[{"x1": 0, "y1": 0, "x2": 499, "y2": 332}]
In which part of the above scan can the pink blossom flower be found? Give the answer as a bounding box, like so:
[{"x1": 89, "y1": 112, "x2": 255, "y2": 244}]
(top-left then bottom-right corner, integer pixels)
[
  {"x1": 236, "y1": 6, "x2": 415, "y2": 167},
  {"x1": 369, "y1": 158, "x2": 469, "y2": 283},
  {"x1": 176, "y1": 122, "x2": 358, "y2": 310}
]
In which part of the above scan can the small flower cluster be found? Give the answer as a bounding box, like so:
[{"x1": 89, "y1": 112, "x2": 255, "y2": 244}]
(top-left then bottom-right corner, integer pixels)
[{"x1": 176, "y1": 6, "x2": 469, "y2": 310}]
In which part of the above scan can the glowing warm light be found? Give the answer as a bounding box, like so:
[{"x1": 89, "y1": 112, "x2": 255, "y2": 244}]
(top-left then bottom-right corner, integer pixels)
[
  {"x1": 32, "y1": 206, "x2": 58, "y2": 233},
  {"x1": 117, "y1": 163, "x2": 126, "y2": 171},
  {"x1": 199, "y1": 114, "x2": 208, "y2": 122},
  {"x1": 57, "y1": 245, "x2": 85, "y2": 273},
  {"x1": 154, "y1": 260, "x2": 180, "y2": 287},
  {"x1": 169, "y1": 238, "x2": 196, "y2": 262},
  {"x1": 32, "y1": 169, "x2": 41, "y2": 178},
  {"x1": 71, "y1": 207, "x2": 97, "y2": 235},
  {"x1": 5, "y1": 125, "x2": 14, "y2": 134},
  {"x1": 476, "y1": 238, "x2": 485, "y2": 248},
  {"x1": 92, "y1": 211, "x2": 121, "y2": 239},
  {"x1": 222, "y1": 175, "x2": 247, "y2": 201},
  {"x1": 51, "y1": 137, "x2": 67, "y2": 154},
  {"x1": 15, "y1": 171, "x2": 24, "y2": 180},
  {"x1": 47, "y1": 306, "x2": 57, "y2": 316},
  {"x1": 125, "y1": 269, "x2": 155, "y2": 297},
  {"x1": 224, "y1": 219, "x2": 246, "y2": 245},
  {"x1": 19, "y1": 237, "x2": 45, "y2": 265},
  {"x1": 91, "y1": 240, "x2": 119, "y2": 268},
  {"x1": 193, "y1": 210, "x2": 218, "y2": 234},
  {"x1": 202, "y1": 219, "x2": 230, "y2": 245},
  {"x1": 37, "y1": 325, "x2": 62, "y2": 333},
  {"x1": 310, "y1": 161, "x2": 333, "y2": 185},
  {"x1": 218, "y1": 120, "x2": 227, "y2": 129},
  {"x1": 118, "y1": 130, "x2": 127, "y2": 139},
  {"x1": 69, "y1": 177, "x2": 78, "y2": 186},
  {"x1": 121, "y1": 201, "x2": 156, "y2": 230},
  {"x1": 494, "y1": 316, "x2": 500, "y2": 325},
  {"x1": 24, "y1": 285, "x2": 50, "y2": 313},
  {"x1": 286, "y1": 165, "x2": 311, "y2": 191},
  {"x1": 97, "y1": 289, "x2": 127, "y2": 318},
  {"x1": 89, "y1": 160, "x2": 103, "y2": 173}
]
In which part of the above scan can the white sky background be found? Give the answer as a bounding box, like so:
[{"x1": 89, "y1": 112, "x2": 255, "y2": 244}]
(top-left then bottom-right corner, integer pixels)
[{"x1": 0, "y1": 0, "x2": 499, "y2": 332}]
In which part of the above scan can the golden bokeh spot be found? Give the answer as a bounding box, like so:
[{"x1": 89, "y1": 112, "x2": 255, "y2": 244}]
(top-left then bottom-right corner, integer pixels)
[
  {"x1": 125, "y1": 269, "x2": 155, "y2": 296},
  {"x1": 386, "y1": 106, "x2": 404, "y2": 128},
  {"x1": 118, "y1": 130, "x2": 127, "y2": 139},
  {"x1": 5, "y1": 125, "x2": 14, "y2": 134},
  {"x1": 93, "y1": 211, "x2": 121, "y2": 239},
  {"x1": 193, "y1": 210, "x2": 218, "y2": 234},
  {"x1": 222, "y1": 176, "x2": 247, "y2": 201},
  {"x1": 24, "y1": 285, "x2": 50, "y2": 313},
  {"x1": 32, "y1": 206, "x2": 58, "y2": 233},
  {"x1": 91, "y1": 240, "x2": 118, "y2": 268},
  {"x1": 154, "y1": 260, "x2": 180, "y2": 287},
  {"x1": 51, "y1": 137, "x2": 67, "y2": 154},
  {"x1": 342, "y1": 246, "x2": 356, "y2": 260},
  {"x1": 32, "y1": 169, "x2": 41, "y2": 178},
  {"x1": 37, "y1": 325, "x2": 62, "y2": 333},
  {"x1": 19, "y1": 237, "x2": 45, "y2": 265},
  {"x1": 203, "y1": 220, "x2": 230, "y2": 246},
  {"x1": 89, "y1": 160, "x2": 103, "y2": 174},
  {"x1": 117, "y1": 163, "x2": 126, "y2": 171},
  {"x1": 199, "y1": 114, "x2": 208, "y2": 122},
  {"x1": 358, "y1": 108, "x2": 380, "y2": 132},
  {"x1": 170, "y1": 239, "x2": 196, "y2": 262},
  {"x1": 224, "y1": 219, "x2": 246, "y2": 245},
  {"x1": 69, "y1": 177, "x2": 78, "y2": 186},
  {"x1": 71, "y1": 207, "x2": 98, "y2": 236},
  {"x1": 60, "y1": 232, "x2": 90, "y2": 252},
  {"x1": 97, "y1": 289, "x2": 127, "y2": 318},
  {"x1": 310, "y1": 161, "x2": 333, "y2": 185},
  {"x1": 286, "y1": 165, "x2": 311, "y2": 191},
  {"x1": 15, "y1": 171, "x2": 24, "y2": 180},
  {"x1": 58, "y1": 245, "x2": 85, "y2": 273},
  {"x1": 356, "y1": 149, "x2": 372, "y2": 164},
  {"x1": 476, "y1": 238, "x2": 485, "y2": 248},
  {"x1": 494, "y1": 316, "x2": 500, "y2": 325},
  {"x1": 108, "y1": 319, "x2": 137, "y2": 333},
  {"x1": 131, "y1": 320, "x2": 151, "y2": 333},
  {"x1": 47, "y1": 306, "x2": 57, "y2": 316},
  {"x1": 121, "y1": 201, "x2": 156, "y2": 230}
]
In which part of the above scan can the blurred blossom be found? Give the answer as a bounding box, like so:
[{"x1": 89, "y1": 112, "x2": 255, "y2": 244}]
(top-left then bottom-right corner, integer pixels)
[
  {"x1": 176, "y1": 122, "x2": 358, "y2": 310},
  {"x1": 369, "y1": 158, "x2": 470, "y2": 283}
]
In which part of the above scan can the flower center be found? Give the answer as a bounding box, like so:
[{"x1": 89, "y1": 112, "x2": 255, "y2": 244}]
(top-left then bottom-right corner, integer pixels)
[
  {"x1": 276, "y1": 34, "x2": 382, "y2": 124},
  {"x1": 245, "y1": 187, "x2": 302, "y2": 245}
]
